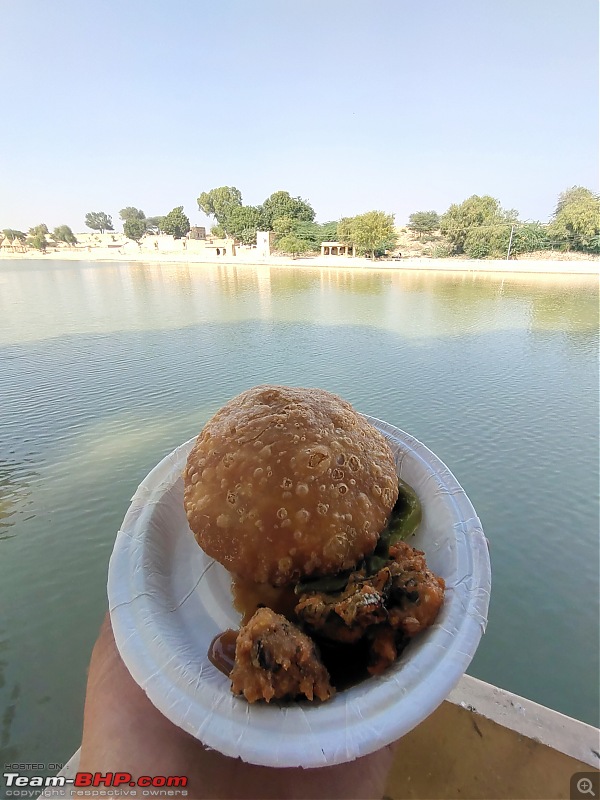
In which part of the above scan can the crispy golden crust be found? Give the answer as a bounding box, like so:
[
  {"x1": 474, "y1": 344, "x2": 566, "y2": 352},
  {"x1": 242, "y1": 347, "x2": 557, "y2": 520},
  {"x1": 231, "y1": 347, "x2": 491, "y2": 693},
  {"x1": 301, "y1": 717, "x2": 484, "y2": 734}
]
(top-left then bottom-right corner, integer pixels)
[
  {"x1": 230, "y1": 608, "x2": 334, "y2": 703},
  {"x1": 184, "y1": 385, "x2": 398, "y2": 586}
]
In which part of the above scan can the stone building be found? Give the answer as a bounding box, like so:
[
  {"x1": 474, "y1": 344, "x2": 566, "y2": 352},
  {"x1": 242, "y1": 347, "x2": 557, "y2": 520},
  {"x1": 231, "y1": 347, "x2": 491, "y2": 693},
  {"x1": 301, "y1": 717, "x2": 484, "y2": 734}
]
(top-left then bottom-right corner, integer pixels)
[{"x1": 321, "y1": 241, "x2": 355, "y2": 256}]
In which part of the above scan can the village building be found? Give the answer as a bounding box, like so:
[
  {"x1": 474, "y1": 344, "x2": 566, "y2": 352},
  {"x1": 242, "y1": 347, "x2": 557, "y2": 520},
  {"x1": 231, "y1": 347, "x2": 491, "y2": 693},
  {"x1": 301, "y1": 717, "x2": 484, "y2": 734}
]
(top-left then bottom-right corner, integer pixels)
[{"x1": 320, "y1": 241, "x2": 355, "y2": 257}]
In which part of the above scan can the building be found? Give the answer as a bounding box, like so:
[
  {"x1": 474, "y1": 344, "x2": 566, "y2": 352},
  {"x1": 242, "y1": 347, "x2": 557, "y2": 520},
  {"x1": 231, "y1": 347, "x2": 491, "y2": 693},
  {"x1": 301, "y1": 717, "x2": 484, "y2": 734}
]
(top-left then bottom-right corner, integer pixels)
[{"x1": 321, "y1": 241, "x2": 355, "y2": 256}]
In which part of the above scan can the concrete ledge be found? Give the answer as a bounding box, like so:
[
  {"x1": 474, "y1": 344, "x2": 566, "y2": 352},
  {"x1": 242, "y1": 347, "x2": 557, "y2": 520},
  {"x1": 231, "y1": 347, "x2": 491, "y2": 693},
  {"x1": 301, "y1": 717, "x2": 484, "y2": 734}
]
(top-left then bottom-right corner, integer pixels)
[
  {"x1": 40, "y1": 676, "x2": 598, "y2": 799},
  {"x1": 448, "y1": 675, "x2": 599, "y2": 769}
]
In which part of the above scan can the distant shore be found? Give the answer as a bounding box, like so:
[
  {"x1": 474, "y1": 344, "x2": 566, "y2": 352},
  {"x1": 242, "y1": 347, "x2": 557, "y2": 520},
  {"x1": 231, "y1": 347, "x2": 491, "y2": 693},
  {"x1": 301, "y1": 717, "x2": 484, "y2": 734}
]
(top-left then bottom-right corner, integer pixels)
[{"x1": 1, "y1": 247, "x2": 598, "y2": 276}]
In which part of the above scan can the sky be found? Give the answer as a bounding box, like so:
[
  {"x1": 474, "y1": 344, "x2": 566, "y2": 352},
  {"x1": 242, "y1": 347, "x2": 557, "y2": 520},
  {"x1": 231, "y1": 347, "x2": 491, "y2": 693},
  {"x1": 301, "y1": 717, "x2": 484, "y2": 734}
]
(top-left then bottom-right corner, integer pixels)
[{"x1": 0, "y1": 0, "x2": 597, "y2": 232}]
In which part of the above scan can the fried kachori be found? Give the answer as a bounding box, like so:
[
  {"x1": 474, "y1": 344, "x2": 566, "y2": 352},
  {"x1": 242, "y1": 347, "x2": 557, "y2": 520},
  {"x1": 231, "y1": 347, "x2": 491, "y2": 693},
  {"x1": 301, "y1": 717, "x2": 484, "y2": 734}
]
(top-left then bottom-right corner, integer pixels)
[{"x1": 183, "y1": 385, "x2": 398, "y2": 586}]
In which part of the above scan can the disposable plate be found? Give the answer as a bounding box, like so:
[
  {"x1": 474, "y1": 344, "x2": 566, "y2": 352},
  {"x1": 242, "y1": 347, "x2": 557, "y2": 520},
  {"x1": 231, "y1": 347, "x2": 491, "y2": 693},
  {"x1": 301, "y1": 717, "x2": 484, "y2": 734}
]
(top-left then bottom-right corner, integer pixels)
[{"x1": 108, "y1": 417, "x2": 491, "y2": 767}]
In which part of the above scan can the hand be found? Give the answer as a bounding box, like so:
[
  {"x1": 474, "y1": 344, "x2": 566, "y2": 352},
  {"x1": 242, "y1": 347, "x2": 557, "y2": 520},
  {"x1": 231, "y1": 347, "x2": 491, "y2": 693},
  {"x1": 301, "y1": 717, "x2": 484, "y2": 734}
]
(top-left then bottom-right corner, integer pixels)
[{"x1": 78, "y1": 613, "x2": 395, "y2": 800}]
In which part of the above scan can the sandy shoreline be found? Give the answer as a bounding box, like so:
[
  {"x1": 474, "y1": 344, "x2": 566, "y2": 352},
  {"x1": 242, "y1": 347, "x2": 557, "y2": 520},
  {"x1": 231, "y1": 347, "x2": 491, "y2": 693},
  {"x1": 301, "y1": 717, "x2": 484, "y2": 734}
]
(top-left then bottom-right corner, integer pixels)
[{"x1": 1, "y1": 248, "x2": 598, "y2": 277}]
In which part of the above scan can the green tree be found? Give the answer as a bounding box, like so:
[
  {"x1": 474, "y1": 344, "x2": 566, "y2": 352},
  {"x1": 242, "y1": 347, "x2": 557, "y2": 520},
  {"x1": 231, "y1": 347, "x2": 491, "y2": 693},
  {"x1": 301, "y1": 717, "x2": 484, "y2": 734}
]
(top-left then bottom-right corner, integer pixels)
[
  {"x1": 210, "y1": 224, "x2": 226, "y2": 238},
  {"x1": 272, "y1": 218, "x2": 336, "y2": 252},
  {"x1": 337, "y1": 217, "x2": 354, "y2": 246},
  {"x1": 407, "y1": 211, "x2": 440, "y2": 238},
  {"x1": 587, "y1": 234, "x2": 600, "y2": 253},
  {"x1": 124, "y1": 218, "x2": 147, "y2": 243},
  {"x1": 144, "y1": 215, "x2": 163, "y2": 233},
  {"x1": 159, "y1": 206, "x2": 190, "y2": 239},
  {"x1": 440, "y1": 195, "x2": 517, "y2": 254},
  {"x1": 27, "y1": 233, "x2": 47, "y2": 251},
  {"x1": 197, "y1": 187, "x2": 243, "y2": 225},
  {"x1": 260, "y1": 191, "x2": 315, "y2": 229},
  {"x1": 554, "y1": 186, "x2": 596, "y2": 215},
  {"x1": 463, "y1": 225, "x2": 510, "y2": 259},
  {"x1": 293, "y1": 221, "x2": 322, "y2": 250},
  {"x1": 510, "y1": 222, "x2": 550, "y2": 255},
  {"x1": 2, "y1": 229, "x2": 26, "y2": 241},
  {"x1": 85, "y1": 211, "x2": 114, "y2": 233},
  {"x1": 548, "y1": 186, "x2": 600, "y2": 251},
  {"x1": 53, "y1": 225, "x2": 77, "y2": 245},
  {"x1": 224, "y1": 205, "x2": 262, "y2": 242},
  {"x1": 272, "y1": 216, "x2": 295, "y2": 236},
  {"x1": 29, "y1": 223, "x2": 49, "y2": 237},
  {"x1": 343, "y1": 211, "x2": 397, "y2": 259},
  {"x1": 119, "y1": 207, "x2": 146, "y2": 223},
  {"x1": 276, "y1": 234, "x2": 311, "y2": 258},
  {"x1": 319, "y1": 221, "x2": 338, "y2": 242}
]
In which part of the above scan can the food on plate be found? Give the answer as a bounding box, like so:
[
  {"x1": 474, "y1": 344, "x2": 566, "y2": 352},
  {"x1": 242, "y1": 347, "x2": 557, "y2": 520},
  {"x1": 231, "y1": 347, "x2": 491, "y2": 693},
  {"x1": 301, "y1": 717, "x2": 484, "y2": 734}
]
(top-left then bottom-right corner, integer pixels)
[
  {"x1": 184, "y1": 385, "x2": 399, "y2": 586},
  {"x1": 295, "y1": 542, "x2": 445, "y2": 676},
  {"x1": 230, "y1": 607, "x2": 334, "y2": 703},
  {"x1": 184, "y1": 385, "x2": 445, "y2": 703}
]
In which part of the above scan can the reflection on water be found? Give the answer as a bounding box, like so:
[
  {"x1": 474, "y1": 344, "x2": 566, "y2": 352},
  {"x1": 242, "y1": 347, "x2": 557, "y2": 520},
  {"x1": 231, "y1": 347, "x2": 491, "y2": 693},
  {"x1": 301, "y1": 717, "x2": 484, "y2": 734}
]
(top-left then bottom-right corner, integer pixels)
[
  {"x1": 0, "y1": 260, "x2": 598, "y2": 770},
  {"x1": 1, "y1": 261, "x2": 597, "y2": 345},
  {"x1": 0, "y1": 459, "x2": 36, "y2": 539}
]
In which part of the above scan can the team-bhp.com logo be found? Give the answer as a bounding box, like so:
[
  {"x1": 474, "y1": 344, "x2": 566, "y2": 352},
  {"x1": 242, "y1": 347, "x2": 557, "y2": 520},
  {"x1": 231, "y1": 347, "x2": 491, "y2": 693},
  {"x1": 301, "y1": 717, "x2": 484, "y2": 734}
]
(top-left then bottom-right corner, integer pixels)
[{"x1": 3, "y1": 771, "x2": 188, "y2": 797}]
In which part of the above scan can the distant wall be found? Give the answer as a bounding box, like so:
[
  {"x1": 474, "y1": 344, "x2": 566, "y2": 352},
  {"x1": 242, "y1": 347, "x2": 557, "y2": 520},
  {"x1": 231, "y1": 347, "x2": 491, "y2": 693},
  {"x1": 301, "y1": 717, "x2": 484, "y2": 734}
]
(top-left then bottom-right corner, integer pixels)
[{"x1": 256, "y1": 231, "x2": 276, "y2": 258}]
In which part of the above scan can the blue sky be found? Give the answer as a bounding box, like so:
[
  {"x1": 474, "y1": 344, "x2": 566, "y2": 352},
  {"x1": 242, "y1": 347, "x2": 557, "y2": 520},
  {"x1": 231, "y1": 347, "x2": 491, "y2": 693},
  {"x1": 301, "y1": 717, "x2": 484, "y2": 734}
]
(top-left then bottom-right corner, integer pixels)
[{"x1": 0, "y1": 0, "x2": 597, "y2": 232}]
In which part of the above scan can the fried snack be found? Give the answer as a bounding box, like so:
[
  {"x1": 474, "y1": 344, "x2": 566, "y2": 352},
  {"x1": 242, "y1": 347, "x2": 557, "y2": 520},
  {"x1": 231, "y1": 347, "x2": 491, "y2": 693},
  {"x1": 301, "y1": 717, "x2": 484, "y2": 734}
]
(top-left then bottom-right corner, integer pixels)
[
  {"x1": 230, "y1": 607, "x2": 334, "y2": 703},
  {"x1": 295, "y1": 541, "x2": 445, "y2": 675},
  {"x1": 294, "y1": 567, "x2": 391, "y2": 644},
  {"x1": 386, "y1": 542, "x2": 446, "y2": 637},
  {"x1": 184, "y1": 385, "x2": 398, "y2": 586}
]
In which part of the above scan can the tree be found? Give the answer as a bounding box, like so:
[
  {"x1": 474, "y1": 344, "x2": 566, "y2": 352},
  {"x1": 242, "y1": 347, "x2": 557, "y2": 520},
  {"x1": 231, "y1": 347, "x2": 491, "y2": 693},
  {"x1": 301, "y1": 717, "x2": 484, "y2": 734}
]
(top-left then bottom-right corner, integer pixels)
[
  {"x1": 29, "y1": 223, "x2": 49, "y2": 237},
  {"x1": 276, "y1": 234, "x2": 311, "y2": 258},
  {"x1": 144, "y1": 215, "x2": 163, "y2": 233},
  {"x1": 27, "y1": 233, "x2": 47, "y2": 251},
  {"x1": 510, "y1": 223, "x2": 550, "y2": 255},
  {"x1": 440, "y1": 195, "x2": 517, "y2": 254},
  {"x1": 337, "y1": 217, "x2": 354, "y2": 246},
  {"x1": 2, "y1": 229, "x2": 26, "y2": 241},
  {"x1": 407, "y1": 211, "x2": 440, "y2": 238},
  {"x1": 341, "y1": 211, "x2": 397, "y2": 259},
  {"x1": 197, "y1": 187, "x2": 243, "y2": 225},
  {"x1": 85, "y1": 211, "x2": 114, "y2": 233},
  {"x1": 53, "y1": 225, "x2": 77, "y2": 245},
  {"x1": 119, "y1": 207, "x2": 146, "y2": 223},
  {"x1": 119, "y1": 207, "x2": 163, "y2": 235},
  {"x1": 124, "y1": 218, "x2": 147, "y2": 243},
  {"x1": 463, "y1": 225, "x2": 510, "y2": 259},
  {"x1": 223, "y1": 205, "x2": 262, "y2": 242},
  {"x1": 548, "y1": 186, "x2": 600, "y2": 251},
  {"x1": 272, "y1": 216, "x2": 295, "y2": 236},
  {"x1": 272, "y1": 218, "x2": 337, "y2": 252},
  {"x1": 159, "y1": 206, "x2": 190, "y2": 239},
  {"x1": 260, "y1": 191, "x2": 315, "y2": 229},
  {"x1": 554, "y1": 186, "x2": 596, "y2": 216},
  {"x1": 319, "y1": 221, "x2": 338, "y2": 242}
]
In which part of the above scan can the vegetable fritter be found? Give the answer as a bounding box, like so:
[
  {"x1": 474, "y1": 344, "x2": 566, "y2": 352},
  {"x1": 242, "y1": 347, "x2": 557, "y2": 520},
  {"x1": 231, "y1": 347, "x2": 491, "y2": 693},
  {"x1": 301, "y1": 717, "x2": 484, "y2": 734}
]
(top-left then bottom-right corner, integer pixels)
[
  {"x1": 230, "y1": 607, "x2": 334, "y2": 703},
  {"x1": 295, "y1": 542, "x2": 445, "y2": 675}
]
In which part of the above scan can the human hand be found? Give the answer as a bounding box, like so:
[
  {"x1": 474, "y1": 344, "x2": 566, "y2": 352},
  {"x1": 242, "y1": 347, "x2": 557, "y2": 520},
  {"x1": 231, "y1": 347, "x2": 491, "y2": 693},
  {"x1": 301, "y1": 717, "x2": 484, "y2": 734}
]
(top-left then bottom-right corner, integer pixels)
[{"x1": 78, "y1": 613, "x2": 395, "y2": 800}]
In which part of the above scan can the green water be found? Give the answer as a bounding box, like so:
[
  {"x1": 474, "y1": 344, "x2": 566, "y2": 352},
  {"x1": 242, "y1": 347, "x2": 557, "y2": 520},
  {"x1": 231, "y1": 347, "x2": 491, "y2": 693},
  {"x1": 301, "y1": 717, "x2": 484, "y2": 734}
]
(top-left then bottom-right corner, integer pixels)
[{"x1": 0, "y1": 260, "x2": 598, "y2": 769}]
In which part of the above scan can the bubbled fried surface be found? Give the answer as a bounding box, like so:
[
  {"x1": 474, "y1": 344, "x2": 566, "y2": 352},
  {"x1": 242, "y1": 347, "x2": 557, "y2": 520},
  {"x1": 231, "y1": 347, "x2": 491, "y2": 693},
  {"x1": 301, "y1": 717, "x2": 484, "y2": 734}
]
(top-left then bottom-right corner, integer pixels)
[
  {"x1": 230, "y1": 607, "x2": 334, "y2": 703},
  {"x1": 184, "y1": 385, "x2": 398, "y2": 586}
]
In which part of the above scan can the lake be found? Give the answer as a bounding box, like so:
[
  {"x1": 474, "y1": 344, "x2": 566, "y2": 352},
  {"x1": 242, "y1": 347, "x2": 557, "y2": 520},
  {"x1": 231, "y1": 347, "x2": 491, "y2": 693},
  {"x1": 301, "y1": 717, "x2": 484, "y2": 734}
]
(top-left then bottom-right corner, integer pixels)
[{"x1": 0, "y1": 259, "x2": 598, "y2": 769}]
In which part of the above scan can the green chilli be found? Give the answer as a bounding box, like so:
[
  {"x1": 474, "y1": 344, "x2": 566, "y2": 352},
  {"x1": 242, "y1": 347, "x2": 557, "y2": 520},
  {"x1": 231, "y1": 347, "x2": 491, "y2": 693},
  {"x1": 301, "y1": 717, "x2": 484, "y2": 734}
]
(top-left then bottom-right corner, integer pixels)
[{"x1": 295, "y1": 479, "x2": 423, "y2": 594}]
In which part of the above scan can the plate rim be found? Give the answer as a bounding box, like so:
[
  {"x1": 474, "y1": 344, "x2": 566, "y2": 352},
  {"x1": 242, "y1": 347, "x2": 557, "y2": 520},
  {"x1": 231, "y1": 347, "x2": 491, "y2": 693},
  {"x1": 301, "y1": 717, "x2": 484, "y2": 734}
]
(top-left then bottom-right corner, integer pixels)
[{"x1": 108, "y1": 419, "x2": 491, "y2": 767}]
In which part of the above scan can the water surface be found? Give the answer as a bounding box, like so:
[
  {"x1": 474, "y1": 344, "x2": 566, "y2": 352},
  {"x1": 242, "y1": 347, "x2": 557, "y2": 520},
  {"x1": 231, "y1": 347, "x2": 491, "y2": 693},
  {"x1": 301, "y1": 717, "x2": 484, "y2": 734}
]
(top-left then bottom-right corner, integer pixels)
[{"x1": 0, "y1": 260, "x2": 598, "y2": 768}]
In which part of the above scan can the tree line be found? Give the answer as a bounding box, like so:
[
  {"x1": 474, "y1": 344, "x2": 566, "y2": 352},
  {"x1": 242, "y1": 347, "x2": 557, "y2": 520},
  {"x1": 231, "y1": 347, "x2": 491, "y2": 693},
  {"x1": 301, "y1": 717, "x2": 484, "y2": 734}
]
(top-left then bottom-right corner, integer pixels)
[
  {"x1": 3, "y1": 185, "x2": 598, "y2": 257},
  {"x1": 407, "y1": 187, "x2": 599, "y2": 257},
  {"x1": 197, "y1": 187, "x2": 398, "y2": 258}
]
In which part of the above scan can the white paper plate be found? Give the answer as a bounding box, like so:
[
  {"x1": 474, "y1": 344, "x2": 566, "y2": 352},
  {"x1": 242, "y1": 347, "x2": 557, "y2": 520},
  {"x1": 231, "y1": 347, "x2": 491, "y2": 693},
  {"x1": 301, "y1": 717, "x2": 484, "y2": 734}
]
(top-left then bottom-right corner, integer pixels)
[{"x1": 108, "y1": 417, "x2": 490, "y2": 768}]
